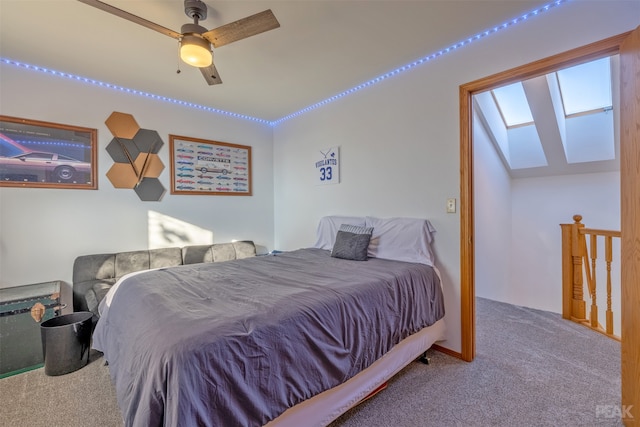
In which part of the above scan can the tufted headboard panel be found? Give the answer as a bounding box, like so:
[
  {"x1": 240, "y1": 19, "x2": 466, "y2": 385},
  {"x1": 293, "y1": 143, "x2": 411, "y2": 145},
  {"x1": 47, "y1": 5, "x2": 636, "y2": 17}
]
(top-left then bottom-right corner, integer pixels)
[{"x1": 73, "y1": 241, "x2": 256, "y2": 315}]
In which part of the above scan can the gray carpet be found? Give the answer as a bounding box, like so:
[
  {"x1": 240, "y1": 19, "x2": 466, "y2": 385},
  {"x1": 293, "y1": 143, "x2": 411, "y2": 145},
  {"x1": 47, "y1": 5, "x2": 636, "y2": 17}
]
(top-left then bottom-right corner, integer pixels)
[
  {"x1": 0, "y1": 297, "x2": 621, "y2": 426},
  {"x1": 331, "y1": 297, "x2": 622, "y2": 427}
]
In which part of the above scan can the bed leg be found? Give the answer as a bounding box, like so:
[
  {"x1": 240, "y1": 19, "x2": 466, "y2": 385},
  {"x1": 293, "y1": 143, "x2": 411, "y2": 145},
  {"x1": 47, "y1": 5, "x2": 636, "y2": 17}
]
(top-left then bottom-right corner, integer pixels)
[{"x1": 418, "y1": 351, "x2": 431, "y2": 365}]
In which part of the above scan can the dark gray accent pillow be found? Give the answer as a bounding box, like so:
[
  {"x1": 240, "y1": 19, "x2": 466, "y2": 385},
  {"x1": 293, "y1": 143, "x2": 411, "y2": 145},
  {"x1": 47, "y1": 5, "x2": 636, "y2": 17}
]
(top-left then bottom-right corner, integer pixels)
[{"x1": 331, "y1": 225, "x2": 374, "y2": 261}]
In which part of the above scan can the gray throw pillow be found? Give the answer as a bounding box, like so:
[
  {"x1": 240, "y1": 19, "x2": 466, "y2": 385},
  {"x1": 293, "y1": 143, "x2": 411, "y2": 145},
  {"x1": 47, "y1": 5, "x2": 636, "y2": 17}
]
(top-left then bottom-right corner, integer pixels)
[{"x1": 331, "y1": 224, "x2": 374, "y2": 261}]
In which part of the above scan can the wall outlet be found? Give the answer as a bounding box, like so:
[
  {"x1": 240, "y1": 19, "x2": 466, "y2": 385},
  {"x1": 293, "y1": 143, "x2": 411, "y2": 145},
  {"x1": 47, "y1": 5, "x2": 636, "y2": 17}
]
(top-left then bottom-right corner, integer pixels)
[{"x1": 446, "y1": 198, "x2": 456, "y2": 213}]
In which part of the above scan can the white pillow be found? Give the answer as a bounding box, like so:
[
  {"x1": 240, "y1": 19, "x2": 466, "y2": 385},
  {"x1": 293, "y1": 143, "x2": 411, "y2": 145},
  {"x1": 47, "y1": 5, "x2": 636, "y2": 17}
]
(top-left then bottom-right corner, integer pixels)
[
  {"x1": 313, "y1": 216, "x2": 367, "y2": 250},
  {"x1": 365, "y1": 217, "x2": 436, "y2": 266}
]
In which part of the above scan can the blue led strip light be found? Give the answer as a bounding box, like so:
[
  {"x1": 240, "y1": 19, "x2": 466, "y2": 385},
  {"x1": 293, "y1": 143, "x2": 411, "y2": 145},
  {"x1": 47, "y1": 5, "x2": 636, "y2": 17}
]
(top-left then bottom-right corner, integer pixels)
[
  {"x1": 0, "y1": 58, "x2": 271, "y2": 126},
  {"x1": 1, "y1": 0, "x2": 569, "y2": 128},
  {"x1": 272, "y1": 0, "x2": 571, "y2": 126},
  {"x1": 14, "y1": 140, "x2": 89, "y2": 149}
]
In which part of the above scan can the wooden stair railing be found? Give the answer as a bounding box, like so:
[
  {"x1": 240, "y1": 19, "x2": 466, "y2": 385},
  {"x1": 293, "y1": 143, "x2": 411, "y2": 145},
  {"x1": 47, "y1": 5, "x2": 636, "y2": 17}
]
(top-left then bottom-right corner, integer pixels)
[{"x1": 560, "y1": 214, "x2": 621, "y2": 341}]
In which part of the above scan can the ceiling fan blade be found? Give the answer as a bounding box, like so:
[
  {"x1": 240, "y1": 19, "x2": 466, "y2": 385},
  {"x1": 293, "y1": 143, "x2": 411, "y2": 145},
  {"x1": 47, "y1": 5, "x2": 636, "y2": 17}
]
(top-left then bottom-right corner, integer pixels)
[
  {"x1": 200, "y1": 63, "x2": 223, "y2": 85},
  {"x1": 202, "y1": 9, "x2": 280, "y2": 48},
  {"x1": 77, "y1": 0, "x2": 181, "y2": 39}
]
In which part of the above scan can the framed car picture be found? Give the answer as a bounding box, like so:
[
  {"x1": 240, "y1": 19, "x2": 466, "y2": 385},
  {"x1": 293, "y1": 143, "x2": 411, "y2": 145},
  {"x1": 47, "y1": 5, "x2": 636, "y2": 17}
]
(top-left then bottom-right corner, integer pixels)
[
  {"x1": 169, "y1": 135, "x2": 252, "y2": 196},
  {"x1": 0, "y1": 115, "x2": 97, "y2": 189}
]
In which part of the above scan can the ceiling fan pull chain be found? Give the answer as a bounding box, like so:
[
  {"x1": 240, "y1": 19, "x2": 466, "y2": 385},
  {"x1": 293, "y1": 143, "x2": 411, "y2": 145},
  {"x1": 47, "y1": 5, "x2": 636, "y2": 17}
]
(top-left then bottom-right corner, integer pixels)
[
  {"x1": 77, "y1": 0, "x2": 279, "y2": 85},
  {"x1": 176, "y1": 41, "x2": 182, "y2": 74}
]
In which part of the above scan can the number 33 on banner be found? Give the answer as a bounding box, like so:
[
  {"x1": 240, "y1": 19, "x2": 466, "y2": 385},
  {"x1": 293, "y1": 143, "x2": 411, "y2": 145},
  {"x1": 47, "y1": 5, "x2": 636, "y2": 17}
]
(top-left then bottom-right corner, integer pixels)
[{"x1": 314, "y1": 147, "x2": 340, "y2": 186}]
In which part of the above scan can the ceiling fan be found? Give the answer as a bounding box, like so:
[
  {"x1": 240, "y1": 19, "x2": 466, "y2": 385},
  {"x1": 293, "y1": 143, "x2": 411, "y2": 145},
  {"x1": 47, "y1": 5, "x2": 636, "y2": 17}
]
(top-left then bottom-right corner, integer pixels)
[{"x1": 77, "y1": 0, "x2": 280, "y2": 85}]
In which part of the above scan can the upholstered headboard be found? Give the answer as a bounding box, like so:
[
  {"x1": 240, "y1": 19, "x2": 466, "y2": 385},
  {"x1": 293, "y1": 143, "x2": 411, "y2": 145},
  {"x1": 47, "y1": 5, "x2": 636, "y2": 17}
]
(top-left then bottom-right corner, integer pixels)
[{"x1": 72, "y1": 241, "x2": 256, "y2": 315}]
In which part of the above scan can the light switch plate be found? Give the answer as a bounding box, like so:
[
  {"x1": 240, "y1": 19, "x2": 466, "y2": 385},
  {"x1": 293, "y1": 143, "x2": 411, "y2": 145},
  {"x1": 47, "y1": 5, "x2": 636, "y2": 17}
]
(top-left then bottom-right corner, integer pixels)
[{"x1": 446, "y1": 198, "x2": 456, "y2": 213}]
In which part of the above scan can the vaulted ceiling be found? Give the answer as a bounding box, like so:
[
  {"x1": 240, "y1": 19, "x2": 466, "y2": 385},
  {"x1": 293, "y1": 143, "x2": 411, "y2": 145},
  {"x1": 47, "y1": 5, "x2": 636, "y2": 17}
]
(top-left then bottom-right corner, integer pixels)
[{"x1": 473, "y1": 55, "x2": 620, "y2": 179}]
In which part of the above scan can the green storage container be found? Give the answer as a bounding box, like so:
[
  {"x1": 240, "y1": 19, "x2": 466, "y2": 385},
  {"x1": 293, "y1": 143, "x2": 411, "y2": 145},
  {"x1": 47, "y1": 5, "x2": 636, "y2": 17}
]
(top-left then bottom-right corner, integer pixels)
[{"x1": 0, "y1": 281, "x2": 63, "y2": 378}]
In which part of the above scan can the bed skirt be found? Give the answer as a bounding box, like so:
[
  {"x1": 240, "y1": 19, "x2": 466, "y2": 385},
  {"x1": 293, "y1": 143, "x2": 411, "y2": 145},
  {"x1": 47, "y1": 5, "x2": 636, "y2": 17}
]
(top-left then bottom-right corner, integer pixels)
[{"x1": 266, "y1": 318, "x2": 446, "y2": 427}]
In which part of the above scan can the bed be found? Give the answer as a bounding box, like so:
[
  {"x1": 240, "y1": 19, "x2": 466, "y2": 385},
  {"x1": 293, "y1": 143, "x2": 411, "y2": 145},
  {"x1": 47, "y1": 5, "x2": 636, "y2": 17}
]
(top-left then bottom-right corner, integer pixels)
[{"x1": 92, "y1": 216, "x2": 446, "y2": 426}]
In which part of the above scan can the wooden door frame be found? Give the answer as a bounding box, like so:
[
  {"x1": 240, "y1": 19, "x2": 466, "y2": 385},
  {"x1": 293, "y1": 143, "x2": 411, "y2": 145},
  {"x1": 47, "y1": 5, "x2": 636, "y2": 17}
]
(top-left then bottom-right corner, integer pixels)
[
  {"x1": 619, "y1": 26, "x2": 640, "y2": 425},
  {"x1": 458, "y1": 32, "x2": 631, "y2": 363}
]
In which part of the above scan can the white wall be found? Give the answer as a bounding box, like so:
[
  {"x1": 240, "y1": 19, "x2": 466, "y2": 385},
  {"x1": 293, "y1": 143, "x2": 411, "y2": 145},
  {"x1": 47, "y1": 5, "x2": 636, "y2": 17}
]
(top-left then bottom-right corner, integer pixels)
[
  {"x1": 474, "y1": 108, "x2": 621, "y2": 318},
  {"x1": 510, "y1": 172, "x2": 620, "y2": 315},
  {"x1": 473, "y1": 110, "x2": 513, "y2": 304},
  {"x1": 272, "y1": 0, "x2": 638, "y2": 353},
  {"x1": 0, "y1": 65, "x2": 275, "y2": 308}
]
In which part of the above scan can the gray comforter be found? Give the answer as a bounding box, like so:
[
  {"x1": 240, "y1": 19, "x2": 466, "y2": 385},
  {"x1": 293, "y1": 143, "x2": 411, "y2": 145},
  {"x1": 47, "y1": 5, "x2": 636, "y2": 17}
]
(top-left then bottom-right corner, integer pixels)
[{"x1": 93, "y1": 248, "x2": 445, "y2": 427}]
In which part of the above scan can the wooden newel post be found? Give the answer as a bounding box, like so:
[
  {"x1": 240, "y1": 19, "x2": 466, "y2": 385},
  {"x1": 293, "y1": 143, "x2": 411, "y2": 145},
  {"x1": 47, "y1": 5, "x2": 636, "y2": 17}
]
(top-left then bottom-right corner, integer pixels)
[
  {"x1": 561, "y1": 220, "x2": 573, "y2": 320},
  {"x1": 561, "y1": 215, "x2": 586, "y2": 321},
  {"x1": 571, "y1": 215, "x2": 587, "y2": 320}
]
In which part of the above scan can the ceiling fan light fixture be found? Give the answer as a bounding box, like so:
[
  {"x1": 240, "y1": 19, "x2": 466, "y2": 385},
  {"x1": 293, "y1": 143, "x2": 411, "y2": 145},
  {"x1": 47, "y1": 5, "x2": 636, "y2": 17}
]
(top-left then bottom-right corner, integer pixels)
[
  {"x1": 79, "y1": 1, "x2": 280, "y2": 85},
  {"x1": 180, "y1": 34, "x2": 212, "y2": 68}
]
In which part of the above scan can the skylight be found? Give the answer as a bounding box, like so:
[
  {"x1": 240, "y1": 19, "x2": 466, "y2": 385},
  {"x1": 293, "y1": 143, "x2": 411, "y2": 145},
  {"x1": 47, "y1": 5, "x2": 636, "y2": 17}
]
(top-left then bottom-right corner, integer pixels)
[
  {"x1": 491, "y1": 82, "x2": 534, "y2": 127},
  {"x1": 473, "y1": 54, "x2": 618, "y2": 177},
  {"x1": 556, "y1": 57, "x2": 612, "y2": 116}
]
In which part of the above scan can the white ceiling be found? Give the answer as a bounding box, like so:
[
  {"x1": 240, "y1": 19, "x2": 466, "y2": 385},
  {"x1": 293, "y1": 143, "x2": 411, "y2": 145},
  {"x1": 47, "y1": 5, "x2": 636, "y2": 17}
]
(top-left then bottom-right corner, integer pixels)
[{"x1": 0, "y1": 0, "x2": 553, "y2": 122}]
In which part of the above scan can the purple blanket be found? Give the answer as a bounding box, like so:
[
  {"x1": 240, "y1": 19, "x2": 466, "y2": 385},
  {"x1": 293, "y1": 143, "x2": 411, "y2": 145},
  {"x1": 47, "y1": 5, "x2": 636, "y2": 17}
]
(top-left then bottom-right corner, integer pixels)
[{"x1": 93, "y1": 248, "x2": 445, "y2": 426}]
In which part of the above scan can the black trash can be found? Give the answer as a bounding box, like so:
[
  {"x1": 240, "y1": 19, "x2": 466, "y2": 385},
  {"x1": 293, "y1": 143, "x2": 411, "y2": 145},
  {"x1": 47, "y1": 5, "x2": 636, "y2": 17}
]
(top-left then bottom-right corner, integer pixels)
[{"x1": 40, "y1": 311, "x2": 93, "y2": 376}]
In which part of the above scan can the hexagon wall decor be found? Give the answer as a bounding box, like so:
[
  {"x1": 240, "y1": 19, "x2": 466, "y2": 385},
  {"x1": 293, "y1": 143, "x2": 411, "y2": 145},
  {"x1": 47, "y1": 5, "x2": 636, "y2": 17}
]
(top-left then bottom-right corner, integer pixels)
[{"x1": 105, "y1": 112, "x2": 166, "y2": 201}]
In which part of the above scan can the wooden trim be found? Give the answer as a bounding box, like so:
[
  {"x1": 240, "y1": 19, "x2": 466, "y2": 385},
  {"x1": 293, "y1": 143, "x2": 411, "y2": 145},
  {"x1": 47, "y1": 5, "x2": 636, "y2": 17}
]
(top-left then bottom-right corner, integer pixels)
[
  {"x1": 461, "y1": 32, "x2": 630, "y2": 94},
  {"x1": 620, "y1": 25, "x2": 640, "y2": 426},
  {"x1": 560, "y1": 223, "x2": 573, "y2": 319},
  {"x1": 458, "y1": 31, "x2": 632, "y2": 366},
  {"x1": 459, "y1": 84, "x2": 475, "y2": 363},
  {"x1": 580, "y1": 228, "x2": 622, "y2": 238},
  {"x1": 432, "y1": 344, "x2": 464, "y2": 360}
]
